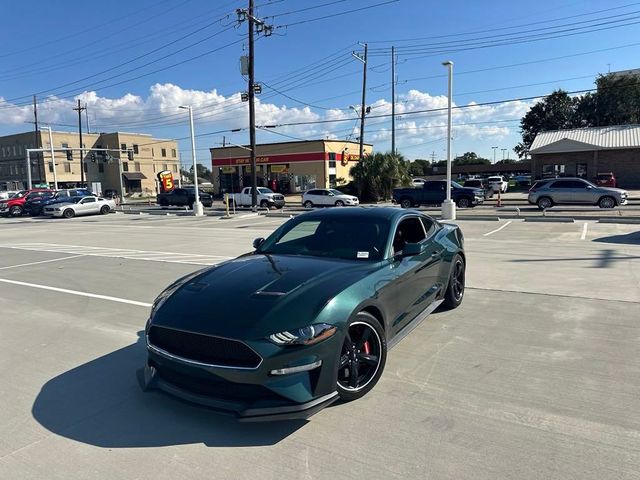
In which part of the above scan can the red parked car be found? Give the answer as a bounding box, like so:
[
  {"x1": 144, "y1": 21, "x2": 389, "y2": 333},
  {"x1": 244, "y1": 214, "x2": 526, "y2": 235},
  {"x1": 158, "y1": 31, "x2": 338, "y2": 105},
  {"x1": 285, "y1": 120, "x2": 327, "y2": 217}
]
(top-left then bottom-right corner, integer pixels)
[
  {"x1": 0, "y1": 189, "x2": 54, "y2": 217},
  {"x1": 594, "y1": 172, "x2": 616, "y2": 188}
]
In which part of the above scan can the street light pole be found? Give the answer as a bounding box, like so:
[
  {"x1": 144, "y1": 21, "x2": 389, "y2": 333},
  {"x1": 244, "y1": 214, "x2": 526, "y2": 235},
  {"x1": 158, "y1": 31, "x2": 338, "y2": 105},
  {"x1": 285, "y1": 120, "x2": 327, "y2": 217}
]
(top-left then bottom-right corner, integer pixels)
[
  {"x1": 501, "y1": 148, "x2": 507, "y2": 161},
  {"x1": 441, "y1": 60, "x2": 455, "y2": 220},
  {"x1": 179, "y1": 105, "x2": 204, "y2": 216},
  {"x1": 45, "y1": 126, "x2": 58, "y2": 190},
  {"x1": 492, "y1": 146, "x2": 498, "y2": 164}
]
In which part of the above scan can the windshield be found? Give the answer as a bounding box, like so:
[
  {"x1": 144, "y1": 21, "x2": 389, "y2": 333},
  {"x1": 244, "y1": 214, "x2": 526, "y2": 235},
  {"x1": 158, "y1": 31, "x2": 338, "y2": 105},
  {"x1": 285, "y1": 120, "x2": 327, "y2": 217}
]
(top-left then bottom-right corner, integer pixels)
[
  {"x1": 451, "y1": 181, "x2": 464, "y2": 189},
  {"x1": 329, "y1": 189, "x2": 344, "y2": 196},
  {"x1": 257, "y1": 216, "x2": 390, "y2": 261},
  {"x1": 257, "y1": 187, "x2": 274, "y2": 194}
]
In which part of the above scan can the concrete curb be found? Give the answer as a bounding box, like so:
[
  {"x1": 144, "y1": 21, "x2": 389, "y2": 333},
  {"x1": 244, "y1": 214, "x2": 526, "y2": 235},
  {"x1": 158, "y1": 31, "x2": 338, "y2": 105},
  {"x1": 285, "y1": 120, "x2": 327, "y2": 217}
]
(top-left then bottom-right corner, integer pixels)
[
  {"x1": 454, "y1": 216, "x2": 501, "y2": 221},
  {"x1": 598, "y1": 217, "x2": 640, "y2": 224},
  {"x1": 265, "y1": 212, "x2": 299, "y2": 218},
  {"x1": 524, "y1": 217, "x2": 575, "y2": 223}
]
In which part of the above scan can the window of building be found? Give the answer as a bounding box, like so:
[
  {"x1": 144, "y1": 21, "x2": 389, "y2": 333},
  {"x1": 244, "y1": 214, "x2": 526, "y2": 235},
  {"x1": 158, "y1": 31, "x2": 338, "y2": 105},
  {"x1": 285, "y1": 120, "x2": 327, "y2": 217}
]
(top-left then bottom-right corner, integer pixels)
[
  {"x1": 48, "y1": 162, "x2": 53, "y2": 173},
  {"x1": 12, "y1": 146, "x2": 16, "y2": 156},
  {"x1": 152, "y1": 148, "x2": 154, "y2": 156},
  {"x1": 135, "y1": 162, "x2": 141, "y2": 172},
  {"x1": 64, "y1": 163, "x2": 71, "y2": 173},
  {"x1": 122, "y1": 161, "x2": 129, "y2": 172},
  {"x1": 329, "y1": 160, "x2": 336, "y2": 168},
  {"x1": 161, "y1": 148, "x2": 167, "y2": 157},
  {"x1": 133, "y1": 144, "x2": 139, "y2": 154},
  {"x1": 577, "y1": 163, "x2": 587, "y2": 178},
  {"x1": 98, "y1": 163, "x2": 104, "y2": 173},
  {"x1": 172, "y1": 164, "x2": 178, "y2": 173},
  {"x1": 171, "y1": 149, "x2": 177, "y2": 157},
  {"x1": 121, "y1": 143, "x2": 127, "y2": 152}
]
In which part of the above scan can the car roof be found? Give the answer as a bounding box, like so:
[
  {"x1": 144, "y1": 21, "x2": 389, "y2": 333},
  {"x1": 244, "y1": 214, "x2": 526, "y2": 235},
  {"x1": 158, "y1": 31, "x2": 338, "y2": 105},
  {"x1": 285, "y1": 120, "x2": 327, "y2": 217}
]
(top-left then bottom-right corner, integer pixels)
[{"x1": 298, "y1": 206, "x2": 418, "y2": 222}]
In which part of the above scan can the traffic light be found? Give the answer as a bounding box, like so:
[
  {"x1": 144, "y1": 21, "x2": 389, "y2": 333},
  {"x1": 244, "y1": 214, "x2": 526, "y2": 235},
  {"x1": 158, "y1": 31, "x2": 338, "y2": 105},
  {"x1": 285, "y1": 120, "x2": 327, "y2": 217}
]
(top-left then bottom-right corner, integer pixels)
[
  {"x1": 127, "y1": 150, "x2": 134, "y2": 161},
  {"x1": 66, "y1": 150, "x2": 73, "y2": 161},
  {"x1": 90, "y1": 152, "x2": 96, "y2": 162}
]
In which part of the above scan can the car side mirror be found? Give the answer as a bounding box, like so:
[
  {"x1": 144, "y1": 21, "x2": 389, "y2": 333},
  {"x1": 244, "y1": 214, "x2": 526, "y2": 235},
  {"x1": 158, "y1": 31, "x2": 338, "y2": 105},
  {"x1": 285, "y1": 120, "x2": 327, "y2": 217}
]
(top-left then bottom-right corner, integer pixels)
[
  {"x1": 328, "y1": 193, "x2": 334, "y2": 196},
  {"x1": 253, "y1": 237, "x2": 265, "y2": 249},
  {"x1": 401, "y1": 242, "x2": 423, "y2": 257},
  {"x1": 586, "y1": 185, "x2": 593, "y2": 189}
]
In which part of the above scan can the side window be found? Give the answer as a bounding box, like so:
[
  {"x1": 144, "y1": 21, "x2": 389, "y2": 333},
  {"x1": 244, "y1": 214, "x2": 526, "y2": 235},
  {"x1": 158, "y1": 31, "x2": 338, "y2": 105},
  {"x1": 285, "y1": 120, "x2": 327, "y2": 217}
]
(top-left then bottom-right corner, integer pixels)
[
  {"x1": 551, "y1": 180, "x2": 571, "y2": 189},
  {"x1": 82, "y1": 197, "x2": 97, "y2": 204},
  {"x1": 420, "y1": 217, "x2": 437, "y2": 237},
  {"x1": 392, "y1": 217, "x2": 426, "y2": 254},
  {"x1": 424, "y1": 182, "x2": 445, "y2": 191},
  {"x1": 569, "y1": 180, "x2": 588, "y2": 189}
]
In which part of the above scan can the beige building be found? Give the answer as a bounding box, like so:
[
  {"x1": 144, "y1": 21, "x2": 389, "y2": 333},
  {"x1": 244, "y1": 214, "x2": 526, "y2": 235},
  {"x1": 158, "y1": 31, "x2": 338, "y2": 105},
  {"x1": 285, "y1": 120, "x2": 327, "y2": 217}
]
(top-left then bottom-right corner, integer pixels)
[
  {"x1": 210, "y1": 139, "x2": 373, "y2": 195},
  {"x1": 0, "y1": 130, "x2": 179, "y2": 196}
]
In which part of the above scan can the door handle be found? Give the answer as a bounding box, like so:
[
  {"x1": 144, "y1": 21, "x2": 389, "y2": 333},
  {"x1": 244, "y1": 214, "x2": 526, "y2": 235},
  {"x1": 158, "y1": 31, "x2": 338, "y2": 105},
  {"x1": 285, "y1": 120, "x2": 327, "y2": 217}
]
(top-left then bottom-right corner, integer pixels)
[{"x1": 431, "y1": 251, "x2": 441, "y2": 258}]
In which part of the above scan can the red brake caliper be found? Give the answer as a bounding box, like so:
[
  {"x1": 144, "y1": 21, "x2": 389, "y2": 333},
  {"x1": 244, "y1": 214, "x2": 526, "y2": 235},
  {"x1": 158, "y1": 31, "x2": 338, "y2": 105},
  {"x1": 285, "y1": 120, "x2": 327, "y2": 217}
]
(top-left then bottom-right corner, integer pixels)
[{"x1": 363, "y1": 341, "x2": 371, "y2": 354}]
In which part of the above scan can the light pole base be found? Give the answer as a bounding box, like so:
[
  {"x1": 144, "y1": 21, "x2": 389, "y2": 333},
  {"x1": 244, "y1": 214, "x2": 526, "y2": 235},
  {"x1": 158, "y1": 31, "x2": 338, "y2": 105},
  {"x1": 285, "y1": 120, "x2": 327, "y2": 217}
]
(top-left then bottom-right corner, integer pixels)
[
  {"x1": 441, "y1": 199, "x2": 456, "y2": 220},
  {"x1": 193, "y1": 201, "x2": 204, "y2": 217}
]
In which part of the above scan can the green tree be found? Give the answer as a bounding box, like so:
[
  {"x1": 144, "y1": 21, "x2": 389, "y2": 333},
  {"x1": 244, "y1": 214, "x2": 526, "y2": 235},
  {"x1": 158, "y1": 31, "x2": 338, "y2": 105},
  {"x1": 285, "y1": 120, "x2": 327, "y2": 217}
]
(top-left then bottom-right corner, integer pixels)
[
  {"x1": 407, "y1": 158, "x2": 430, "y2": 176},
  {"x1": 453, "y1": 152, "x2": 490, "y2": 165},
  {"x1": 350, "y1": 152, "x2": 411, "y2": 201},
  {"x1": 594, "y1": 73, "x2": 640, "y2": 125},
  {"x1": 495, "y1": 159, "x2": 516, "y2": 164},
  {"x1": 515, "y1": 90, "x2": 580, "y2": 158}
]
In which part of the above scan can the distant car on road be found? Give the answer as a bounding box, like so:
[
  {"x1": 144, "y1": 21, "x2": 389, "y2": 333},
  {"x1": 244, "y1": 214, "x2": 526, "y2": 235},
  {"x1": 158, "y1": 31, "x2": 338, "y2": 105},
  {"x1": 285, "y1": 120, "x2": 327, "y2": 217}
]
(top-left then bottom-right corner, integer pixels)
[
  {"x1": 25, "y1": 189, "x2": 93, "y2": 216},
  {"x1": 462, "y1": 179, "x2": 493, "y2": 199},
  {"x1": 0, "y1": 190, "x2": 19, "y2": 200},
  {"x1": 528, "y1": 177, "x2": 628, "y2": 210},
  {"x1": 411, "y1": 178, "x2": 426, "y2": 187},
  {"x1": 44, "y1": 196, "x2": 115, "y2": 218},
  {"x1": 593, "y1": 172, "x2": 616, "y2": 188},
  {"x1": 157, "y1": 188, "x2": 213, "y2": 209},
  {"x1": 0, "y1": 189, "x2": 54, "y2": 217},
  {"x1": 393, "y1": 180, "x2": 484, "y2": 209},
  {"x1": 487, "y1": 176, "x2": 508, "y2": 193},
  {"x1": 302, "y1": 189, "x2": 359, "y2": 207},
  {"x1": 229, "y1": 187, "x2": 285, "y2": 209}
]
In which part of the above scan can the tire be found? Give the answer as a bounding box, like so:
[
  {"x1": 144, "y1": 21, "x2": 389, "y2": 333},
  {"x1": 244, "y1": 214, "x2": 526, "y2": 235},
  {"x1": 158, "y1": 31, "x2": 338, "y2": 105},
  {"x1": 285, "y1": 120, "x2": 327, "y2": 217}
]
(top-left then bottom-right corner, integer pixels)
[
  {"x1": 260, "y1": 200, "x2": 269, "y2": 208},
  {"x1": 456, "y1": 197, "x2": 471, "y2": 209},
  {"x1": 537, "y1": 196, "x2": 553, "y2": 210},
  {"x1": 400, "y1": 197, "x2": 413, "y2": 209},
  {"x1": 100, "y1": 205, "x2": 110, "y2": 215},
  {"x1": 336, "y1": 312, "x2": 387, "y2": 402},
  {"x1": 598, "y1": 196, "x2": 616, "y2": 209},
  {"x1": 9, "y1": 205, "x2": 23, "y2": 217},
  {"x1": 303, "y1": 200, "x2": 313, "y2": 208},
  {"x1": 188, "y1": 202, "x2": 194, "y2": 210},
  {"x1": 442, "y1": 254, "x2": 465, "y2": 310},
  {"x1": 62, "y1": 208, "x2": 75, "y2": 219},
  {"x1": 335, "y1": 200, "x2": 345, "y2": 207}
]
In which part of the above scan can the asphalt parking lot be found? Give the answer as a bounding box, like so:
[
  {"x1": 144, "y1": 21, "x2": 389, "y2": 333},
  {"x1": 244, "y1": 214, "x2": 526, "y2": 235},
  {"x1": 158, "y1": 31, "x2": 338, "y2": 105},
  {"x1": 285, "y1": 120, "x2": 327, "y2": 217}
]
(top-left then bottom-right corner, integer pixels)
[{"x1": 1, "y1": 212, "x2": 639, "y2": 479}]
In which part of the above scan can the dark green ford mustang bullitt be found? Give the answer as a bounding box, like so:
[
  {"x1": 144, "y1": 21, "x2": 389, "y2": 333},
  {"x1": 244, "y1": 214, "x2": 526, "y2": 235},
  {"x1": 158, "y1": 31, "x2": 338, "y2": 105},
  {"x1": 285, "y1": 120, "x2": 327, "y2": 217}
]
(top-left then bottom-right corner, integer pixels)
[{"x1": 140, "y1": 207, "x2": 465, "y2": 421}]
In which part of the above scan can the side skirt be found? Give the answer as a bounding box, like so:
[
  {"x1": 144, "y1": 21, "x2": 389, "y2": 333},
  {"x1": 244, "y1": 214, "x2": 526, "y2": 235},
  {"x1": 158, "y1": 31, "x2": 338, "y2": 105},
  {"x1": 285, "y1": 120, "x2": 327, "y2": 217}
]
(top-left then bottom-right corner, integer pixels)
[{"x1": 387, "y1": 298, "x2": 444, "y2": 350}]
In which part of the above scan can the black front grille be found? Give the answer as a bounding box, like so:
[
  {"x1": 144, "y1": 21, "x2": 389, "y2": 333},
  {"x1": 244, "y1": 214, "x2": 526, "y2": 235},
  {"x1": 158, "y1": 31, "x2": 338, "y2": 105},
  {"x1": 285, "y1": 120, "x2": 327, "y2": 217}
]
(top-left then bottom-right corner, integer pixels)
[
  {"x1": 148, "y1": 326, "x2": 262, "y2": 368},
  {"x1": 151, "y1": 361, "x2": 283, "y2": 402}
]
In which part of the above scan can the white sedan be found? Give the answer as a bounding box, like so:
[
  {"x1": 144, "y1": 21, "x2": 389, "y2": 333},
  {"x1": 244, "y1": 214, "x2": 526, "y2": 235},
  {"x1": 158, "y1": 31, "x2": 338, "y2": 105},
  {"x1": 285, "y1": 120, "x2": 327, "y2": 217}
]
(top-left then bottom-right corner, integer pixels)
[
  {"x1": 43, "y1": 196, "x2": 116, "y2": 218},
  {"x1": 302, "y1": 189, "x2": 359, "y2": 207}
]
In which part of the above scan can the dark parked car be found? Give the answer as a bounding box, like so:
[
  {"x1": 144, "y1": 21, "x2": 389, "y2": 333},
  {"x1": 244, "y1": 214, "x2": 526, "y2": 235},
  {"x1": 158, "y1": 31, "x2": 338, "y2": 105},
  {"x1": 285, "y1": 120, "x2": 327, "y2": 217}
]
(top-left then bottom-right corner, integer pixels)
[
  {"x1": 157, "y1": 188, "x2": 213, "y2": 208},
  {"x1": 393, "y1": 180, "x2": 484, "y2": 208},
  {"x1": 463, "y1": 179, "x2": 493, "y2": 199},
  {"x1": 140, "y1": 207, "x2": 466, "y2": 421}
]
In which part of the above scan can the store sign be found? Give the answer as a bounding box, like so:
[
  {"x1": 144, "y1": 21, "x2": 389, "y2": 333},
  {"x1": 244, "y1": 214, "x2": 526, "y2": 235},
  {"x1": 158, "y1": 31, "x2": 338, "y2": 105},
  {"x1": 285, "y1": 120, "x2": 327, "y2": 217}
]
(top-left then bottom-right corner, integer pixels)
[
  {"x1": 221, "y1": 166, "x2": 236, "y2": 173},
  {"x1": 270, "y1": 165, "x2": 288, "y2": 173},
  {"x1": 157, "y1": 170, "x2": 174, "y2": 192}
]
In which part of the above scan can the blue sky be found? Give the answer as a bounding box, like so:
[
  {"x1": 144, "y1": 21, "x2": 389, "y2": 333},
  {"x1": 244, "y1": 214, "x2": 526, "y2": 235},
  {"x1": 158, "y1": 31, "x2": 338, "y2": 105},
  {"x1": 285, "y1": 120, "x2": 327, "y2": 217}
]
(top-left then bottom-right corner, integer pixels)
[{"x1": 1, "y1": 0, "x2": 639, "y2": 166}]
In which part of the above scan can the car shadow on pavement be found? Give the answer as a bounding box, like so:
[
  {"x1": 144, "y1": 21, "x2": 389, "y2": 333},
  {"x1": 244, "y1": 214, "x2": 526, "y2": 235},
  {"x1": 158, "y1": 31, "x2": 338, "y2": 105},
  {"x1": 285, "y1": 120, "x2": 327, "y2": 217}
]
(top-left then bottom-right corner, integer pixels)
[
  {"x1": 593, "y1": 231, "x2": 640, "y2": 245},
  {"x1": 31, "y1": 332, "x2": 306, "y2": 448}
]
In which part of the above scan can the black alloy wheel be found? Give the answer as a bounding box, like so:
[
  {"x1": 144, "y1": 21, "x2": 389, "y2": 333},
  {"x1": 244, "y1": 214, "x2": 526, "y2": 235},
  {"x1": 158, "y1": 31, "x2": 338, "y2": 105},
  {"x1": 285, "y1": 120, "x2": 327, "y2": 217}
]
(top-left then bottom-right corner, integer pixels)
[
  {"x1": 537, "y1": 197, "x2": 553, "y2": 210},
  {"x1": 100, "y1": 205, "x2": 110, "y2": 215},
  {"x1": 260, "y1": 200, "x2": 269, "y2": 208},
  {"x1": 442, "y1": 254, "x2": 465, "y2": 309},
  {"x1": 303, "y1": 200, "x2": 313, "y2": 208},
  {"x1": 337, "y1": 312, "x2": 387, "y2": 401},
  {"x1": 456, "y1": 197, "x2": 471, "y2": 208},
  {"x1": 63, "y1": 208, "x2": 75, "y2": 219},
  {"x1": 598, "y1": 196, "x2": 616, "y2": 209},
  {"x1": 9, "y1": 205, "x2": 23, "y2": 217},
  {"x1": 335, "y1": 200, "x2": 345, "y2": 207},
  {"x1": 400, "y1": 198, "x2": 413, "y2": 209}
]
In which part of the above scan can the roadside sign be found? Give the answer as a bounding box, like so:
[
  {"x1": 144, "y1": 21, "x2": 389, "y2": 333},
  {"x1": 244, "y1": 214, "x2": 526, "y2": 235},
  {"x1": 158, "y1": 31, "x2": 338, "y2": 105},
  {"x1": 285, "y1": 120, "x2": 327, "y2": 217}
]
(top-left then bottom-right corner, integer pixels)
[{"x1": 157, "y1": 170, "x2": 174, "y2": 192}]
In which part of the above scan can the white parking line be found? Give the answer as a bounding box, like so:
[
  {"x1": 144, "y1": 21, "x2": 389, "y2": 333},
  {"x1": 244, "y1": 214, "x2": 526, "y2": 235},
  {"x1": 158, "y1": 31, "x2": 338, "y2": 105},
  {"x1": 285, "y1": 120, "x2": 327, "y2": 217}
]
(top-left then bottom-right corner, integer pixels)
[
  {"x1": 0, "y1": 243, "x2": 231, "y2": 266},
  {"x1": 581, "y1": 222, "x2": 589, "y2": 241},
  {"x1": 483, "y1": 221, "x2": 512, "y2": 237},
  {"x1": 0, "y1": 278, "x2": 152, "y2": 307},
  {"x1": 0, "y1": 255, "x2": 84, "y2": 271}
]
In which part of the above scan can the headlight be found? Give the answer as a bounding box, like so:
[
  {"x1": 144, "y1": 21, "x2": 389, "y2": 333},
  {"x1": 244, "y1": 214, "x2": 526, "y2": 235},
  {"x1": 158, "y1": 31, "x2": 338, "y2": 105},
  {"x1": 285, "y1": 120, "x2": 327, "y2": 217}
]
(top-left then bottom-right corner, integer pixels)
[{"x1": 268, "y1": 323, "x2": 337, "y2": 346}]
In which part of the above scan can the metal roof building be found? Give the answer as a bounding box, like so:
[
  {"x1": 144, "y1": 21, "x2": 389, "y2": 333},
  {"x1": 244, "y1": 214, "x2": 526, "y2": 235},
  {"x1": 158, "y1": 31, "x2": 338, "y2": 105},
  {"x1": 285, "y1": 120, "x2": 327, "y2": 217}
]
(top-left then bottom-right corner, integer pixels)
[{"x1": 530, "y1": 125, "x2": 640, "y2": 188}]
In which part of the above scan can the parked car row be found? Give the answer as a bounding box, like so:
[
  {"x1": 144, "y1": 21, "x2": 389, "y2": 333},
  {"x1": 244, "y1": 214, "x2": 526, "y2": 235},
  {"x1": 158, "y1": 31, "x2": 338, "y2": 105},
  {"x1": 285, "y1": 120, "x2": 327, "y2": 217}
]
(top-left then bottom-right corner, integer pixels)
[
  {"x1": 0, "y1": 188, "x2": 115, "y2": 218},
  {"x1": 394, "y1": 180, "x2": 484, "y2": 209}
]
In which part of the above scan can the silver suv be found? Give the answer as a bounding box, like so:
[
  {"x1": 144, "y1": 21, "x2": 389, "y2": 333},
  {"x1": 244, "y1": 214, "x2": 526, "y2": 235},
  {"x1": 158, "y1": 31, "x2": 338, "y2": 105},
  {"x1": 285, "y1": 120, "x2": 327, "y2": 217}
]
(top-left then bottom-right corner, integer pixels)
[{"x1": 528, "y1": 177, "x2": 628, "y2": 210}]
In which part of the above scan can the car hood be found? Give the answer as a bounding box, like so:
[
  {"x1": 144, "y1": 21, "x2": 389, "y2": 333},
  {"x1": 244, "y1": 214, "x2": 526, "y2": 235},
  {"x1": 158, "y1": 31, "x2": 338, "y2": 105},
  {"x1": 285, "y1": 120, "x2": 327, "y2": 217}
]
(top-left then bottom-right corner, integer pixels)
[
  {"x1": 151, "y1": 254, "x2": 381, "y2": 339},
  {"x1": 456, "y1": 187, "x2": 484, "y2": 195},
  {"x1": 597, "y1": 186, "x2": 627, "y2": 195}
]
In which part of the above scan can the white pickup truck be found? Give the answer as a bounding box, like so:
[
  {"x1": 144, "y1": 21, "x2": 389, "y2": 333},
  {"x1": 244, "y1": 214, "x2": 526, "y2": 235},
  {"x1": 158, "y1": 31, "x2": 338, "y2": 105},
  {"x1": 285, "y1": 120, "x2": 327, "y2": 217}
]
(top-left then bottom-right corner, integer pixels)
[{"x1": 229, "y1": 187, "x2": 286, "y2": 209}]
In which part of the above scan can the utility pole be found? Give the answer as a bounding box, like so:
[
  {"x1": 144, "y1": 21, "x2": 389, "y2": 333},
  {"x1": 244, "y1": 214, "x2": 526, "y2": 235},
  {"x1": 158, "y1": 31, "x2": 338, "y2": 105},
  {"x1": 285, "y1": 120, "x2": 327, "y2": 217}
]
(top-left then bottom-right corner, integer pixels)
[
  {"x1": 441, "y1": 60, "x2": 455, "y2": 220},
  {"x1": 391, "y1": 46, "x2": 396, "y2": 156},
  {"x1": 73, "y1": 100, "x2": 86, "y2": 187},
  {"x1": 33, "y1": 95, "x2": 44, "y2": 185},
  {"x1": 85, "y1": 103, "x2": 90, "y2": 134},
  {"x1": 356, "y1": 44, "x2": 368, "y2": 161},
  {"x1": 45, "y1": 126, "x2": 58, "y2": 190},
  {"x1": 248, "y1": 0, "x2": 257, "y2": 210}
]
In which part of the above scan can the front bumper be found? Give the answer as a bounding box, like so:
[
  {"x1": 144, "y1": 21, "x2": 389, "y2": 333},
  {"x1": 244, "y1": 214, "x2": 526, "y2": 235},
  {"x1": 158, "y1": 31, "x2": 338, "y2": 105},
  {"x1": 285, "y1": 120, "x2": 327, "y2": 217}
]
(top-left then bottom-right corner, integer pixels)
[
  {"x1": 140, "y1": 330, "x2": 342, "y2": 421},
  {"x1": 270, "y1": 198, "x2": 286, "y2": 208}
]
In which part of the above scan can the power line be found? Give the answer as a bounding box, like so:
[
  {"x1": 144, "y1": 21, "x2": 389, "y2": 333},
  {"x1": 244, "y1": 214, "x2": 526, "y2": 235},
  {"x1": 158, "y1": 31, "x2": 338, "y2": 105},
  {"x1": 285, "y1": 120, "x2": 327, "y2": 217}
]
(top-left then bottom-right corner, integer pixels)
[{"x1": 275, "y1": 0, "x2": 400, "y2": 29}]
